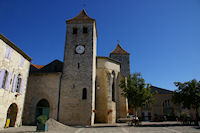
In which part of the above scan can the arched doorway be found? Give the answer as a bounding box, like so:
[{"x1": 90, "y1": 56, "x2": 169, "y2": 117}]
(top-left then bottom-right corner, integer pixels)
[
  {"x1": 35, "y1": 99, "x2": 50, "y2": 124},
  {"x1": 6, "y1": 103, "x2": 18, "y2": 127}
]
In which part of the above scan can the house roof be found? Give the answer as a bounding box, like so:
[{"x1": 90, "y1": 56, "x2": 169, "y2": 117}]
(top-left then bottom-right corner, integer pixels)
[
  {"x1": 150, "y1": 86, "x2": 173, "y2": 94},
  {"x1": 31, "y1": 64, "x2": 45, "y2": 69},
  {"x1": 110, "y1": 44, "x2": 130, "y2": 55},
  {"x1": 0, "y1": 33, "x2": 32, "y2": 61}
]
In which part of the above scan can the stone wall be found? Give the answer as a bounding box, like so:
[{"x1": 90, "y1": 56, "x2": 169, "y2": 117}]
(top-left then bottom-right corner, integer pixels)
[
  {"x1": 23, "y1": 72, "x2": 61, "y2": 125},
  {"x1": 59, "y1": 21, "x2": 96, "y2": 126},
  {"x1": 0, "y1": 39, "x2": 30, "y2": 129},
  {"x1": 109, "y1": 54, "x2": 130, "y2": 78},
  {"x1": 95, "y1": 57, "x2": 123, "y2": 123},
  {"x1": 116, "y1": 73, "x2": 128, "y2": 119}
]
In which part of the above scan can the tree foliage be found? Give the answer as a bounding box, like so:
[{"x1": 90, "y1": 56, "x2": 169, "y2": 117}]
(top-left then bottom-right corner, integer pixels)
[
  {"x1": 120, "y1": 72, "x2": 156, "y2": 116},
  {"x1": 172, "y1": 79, "x2": 200, "y2": 122}
]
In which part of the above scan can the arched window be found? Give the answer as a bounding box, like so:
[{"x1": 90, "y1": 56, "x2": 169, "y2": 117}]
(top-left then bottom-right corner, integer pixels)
[
  {"x1": 112, "y1": 71, "x2": 115, "y2": 101},
  {"x1": 82, "y1": 88, "x2": 87, "y2": 100}
]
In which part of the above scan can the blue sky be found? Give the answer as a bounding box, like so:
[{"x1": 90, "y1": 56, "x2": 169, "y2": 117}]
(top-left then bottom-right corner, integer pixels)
[{"x1": 1, "y1": 0, "x2": 200, "y2": 90}]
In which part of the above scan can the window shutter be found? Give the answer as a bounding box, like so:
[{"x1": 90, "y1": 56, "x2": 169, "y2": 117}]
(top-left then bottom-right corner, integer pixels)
[
  {"x1": 19, "y1": 79, "x2": 24, "y2": 94},
  {"x1": 5, "y1": 48, "x2": 9, "y2": 58},
  {"x1": 12, "y1": 75, "x2": 17, "y2": 92},
  {"x1": 8, "y1": 48, "x2": 12, "y2": 59},
  {"x1": 0, "y1": 69, "x2": 6, "y2": 88},
  {"x1": 20, "y1": 57, "x2": 25, "y2": 67},
  {"x1": 5, "y1": 72, "x2": 12, "y2": 91}
]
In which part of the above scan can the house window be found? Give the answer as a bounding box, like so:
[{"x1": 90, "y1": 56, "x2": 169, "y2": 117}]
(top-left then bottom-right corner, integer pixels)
[
  {"x1": 15, "y1": 74, "x2": 22, "y2": 93},
  {"x1": 82, "y1": 88, "x2": 87, "y2": 100},
  {"x1": 5, "y1": 47, "x2": 12, "y2": 59},
  {"x1": 2, "y1": 70, "x2": 8, "y2": 89},
  {"x1": 83, "y1": 27, "x2": 88, "y2": 34},
  {"x1": 73, "y1": 27, "x2": 77, "y2": 34}
]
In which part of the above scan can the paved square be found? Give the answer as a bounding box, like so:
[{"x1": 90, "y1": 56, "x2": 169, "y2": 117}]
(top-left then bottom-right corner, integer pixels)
[{"x1": 0, "y1": 125, "x2": 199, "y2": 133}]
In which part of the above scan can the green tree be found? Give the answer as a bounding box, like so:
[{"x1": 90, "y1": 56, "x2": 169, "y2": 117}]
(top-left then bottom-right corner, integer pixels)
[
  {"x1": 173, "y1": 79, "x2": 200, "y2": 124},
  {"x1": 120, "y1": 72, "x2": 156, "y2": 118}
]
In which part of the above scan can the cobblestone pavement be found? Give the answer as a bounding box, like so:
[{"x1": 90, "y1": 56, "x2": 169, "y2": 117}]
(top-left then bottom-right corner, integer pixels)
[{"x1": 0, "y1": 122, "x2": 199, "y2": 133}]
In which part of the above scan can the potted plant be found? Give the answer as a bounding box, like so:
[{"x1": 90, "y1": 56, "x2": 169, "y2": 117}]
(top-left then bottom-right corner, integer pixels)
[{"x1": 36, "y1": 115, "x2": 48, "y2": 132}]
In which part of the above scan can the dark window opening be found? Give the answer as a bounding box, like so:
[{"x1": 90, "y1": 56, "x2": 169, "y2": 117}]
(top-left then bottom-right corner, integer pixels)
[
  {"x1": 2, "y1": 70, "x2": 8, "y2": 89},
  {"x1": 78, "y1": 63, "x2": 80, "y2": 69},
  {"x1": 82, "y1": 88, "x2": 87, "y2": 100},
  {"x1": 73, "y1": 28, "x2": 77, "y2": 34},
  {"x1": 16, "y1": 74, "x2": 21, "y2": 92},
  {"x1": 83, "y1": 27, "x2": 88, "y2": 34},
  {"x1": 112, "y1": 71, "x2": 115, "y2": 101}
]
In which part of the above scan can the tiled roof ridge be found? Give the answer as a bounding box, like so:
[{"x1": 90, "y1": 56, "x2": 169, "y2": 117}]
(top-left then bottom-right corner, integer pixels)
[
  {"x1": 110, "y1": 44, "x2": 130, "y2": 55},
  {"x1": 31, "y1": 64, "x2": 45, "y2": 69},
  {"x1": 66, "y1": 9, "x2": 95, "y2": 22}
]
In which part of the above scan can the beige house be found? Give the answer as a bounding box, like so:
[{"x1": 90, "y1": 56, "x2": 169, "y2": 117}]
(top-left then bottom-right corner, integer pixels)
[
  {"x1": 23, "y1": 9, "x2": 129, "y2": 126},
  {"x1": 138, "y1": 86, "x2": 200, "y2": 121},
  {"x1": 0, "y1": 34, "x2": 31, "y2": 129}
]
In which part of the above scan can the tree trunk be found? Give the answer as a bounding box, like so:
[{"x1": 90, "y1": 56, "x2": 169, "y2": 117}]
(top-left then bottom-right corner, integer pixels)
[
  {"x1": 134, "y1": 108, "x2": 137, "y2": 126},
  {"x1": 195, "y1": 107, "x2": 199, "y2": 125}
]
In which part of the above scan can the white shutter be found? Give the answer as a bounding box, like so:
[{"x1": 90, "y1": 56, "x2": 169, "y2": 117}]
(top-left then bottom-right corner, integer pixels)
[
  {"x1": 5, "y1": 72, "x2": 12, "y2": 91},
  {"x1": 5, "y1": 48, "x2": 9, "y2": 58},
  {"x1": 20, "y1": 57, "x2": 25, "y2": 67},
  {"x1": 19, "y1": 79, "x2": 24, "y2": 94},
  {"x1": 12, "y1": 75, "x2": 17, "y2": 92},
  {"x1": 8, "y1": 48, "x2": 12, "y2": 59},
  {"x1": 0, "y1": 69, "x2": 6, "y2": 88}
]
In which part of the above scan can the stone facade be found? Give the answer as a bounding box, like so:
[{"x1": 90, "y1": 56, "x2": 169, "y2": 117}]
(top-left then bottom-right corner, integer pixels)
[
  {"x1": 23, "y1": 9, "x2": 129, "y2": 126},
  {"x1": 110, "y1": 44, "x2": 130, "y2": 78},
  {"x1": 95, "y1": 57, "x2": 128, "y2": 123},
  {"x1": 138, "y1": 86, "x2": 200, "y2": 121},
  {"x1": 23, "y1": 60, "x2": 62, "y2": 125},
  {"x1": 59, "y1": 9, "x2": 97, "y2": 126},
  {"x1": 0, "y1": 34, "x2": 31, "y2": 129}
]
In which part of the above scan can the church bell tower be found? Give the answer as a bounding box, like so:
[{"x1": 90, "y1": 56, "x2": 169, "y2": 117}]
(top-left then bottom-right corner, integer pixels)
[{"x1": 59, "y1": 9, "x2": 97, "y2": 125}]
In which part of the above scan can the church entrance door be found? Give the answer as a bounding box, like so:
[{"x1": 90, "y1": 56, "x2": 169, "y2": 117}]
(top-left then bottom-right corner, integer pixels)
[{"x1": 35, "y1": 99, "x2": 50, "y2": 124}]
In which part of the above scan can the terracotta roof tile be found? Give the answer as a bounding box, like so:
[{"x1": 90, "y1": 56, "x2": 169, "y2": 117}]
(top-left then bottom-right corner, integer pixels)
[
  {"x1": 110, "y1": 44, "x2": 130, "y2": 55},
  {"x1": 31, "y1": 64, "x2": 45, "y2": 69}
]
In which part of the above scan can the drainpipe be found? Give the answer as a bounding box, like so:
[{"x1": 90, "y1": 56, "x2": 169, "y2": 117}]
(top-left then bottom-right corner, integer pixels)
[{"x1": 57, "y1": 72, "x2": 63, "y2": 121}]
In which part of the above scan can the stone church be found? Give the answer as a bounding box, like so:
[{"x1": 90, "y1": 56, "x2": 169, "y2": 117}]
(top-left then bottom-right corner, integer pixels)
[{"x1": 23, "y1": 9, "x2": 129, "y2": 126}]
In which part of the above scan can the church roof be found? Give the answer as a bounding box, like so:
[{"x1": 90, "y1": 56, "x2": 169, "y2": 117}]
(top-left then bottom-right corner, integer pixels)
[
  {"x1": 66, "y1": 9, "x2": 95, "y2": 22},
  {"x1": 110, "y1": 44, "x2": 130, "y2": 55},
  {"x1": 30, "y1": 59, "x2": 63, "y2": 73},
  {"x1": 97, "y1": 56, "x2": 121, "y2": 65},
  {"x1": 150, "y1": 86, "x2": 173, "y2": 94},
  {"x1": 66, "y1": 9, "x2": 97, "y2": 36}
]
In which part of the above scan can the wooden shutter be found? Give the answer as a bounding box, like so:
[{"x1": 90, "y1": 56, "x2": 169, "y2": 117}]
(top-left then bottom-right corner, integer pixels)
[
  {"x1": 0, "y1": 69, "x2": 6, "y2": 88},
  {"x1": 19, "y1": 79, "x2": 24, "y2": 94},
  {"x1": 12, "y1": 75, "x2": 17, "y2": 92},
  {"x1": 5, "y1": 72, "x2": 12, "y2": 91}
]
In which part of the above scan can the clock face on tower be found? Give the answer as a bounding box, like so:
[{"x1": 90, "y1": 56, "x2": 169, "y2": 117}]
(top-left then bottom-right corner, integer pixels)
[{"x1": 75, "y1": 45, "x2": 85, "y2": 54}]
